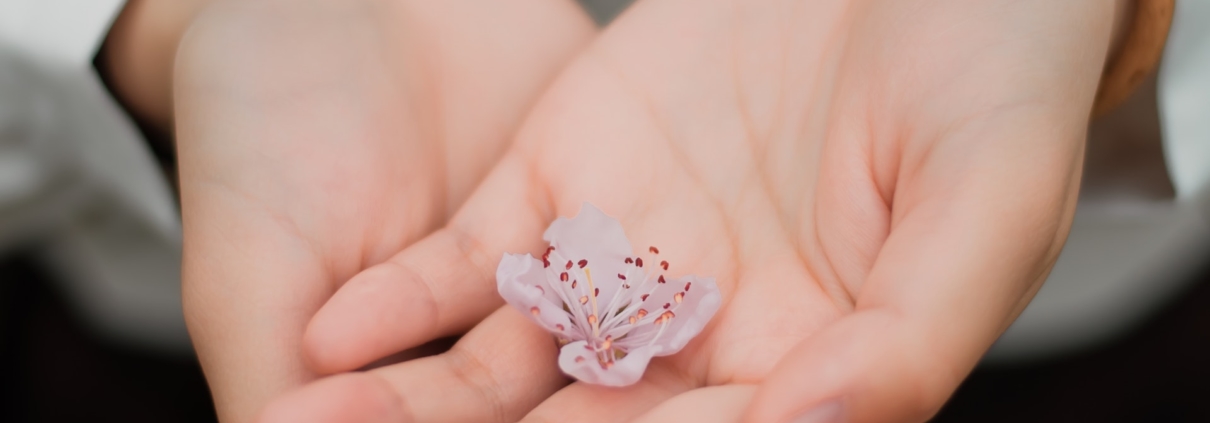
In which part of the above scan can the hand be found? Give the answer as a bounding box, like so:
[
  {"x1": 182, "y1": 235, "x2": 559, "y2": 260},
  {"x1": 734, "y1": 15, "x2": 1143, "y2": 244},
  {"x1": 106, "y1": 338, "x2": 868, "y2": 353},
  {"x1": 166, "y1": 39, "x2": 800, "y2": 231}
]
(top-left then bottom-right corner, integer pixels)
[
  {"x1": 173, "y1": 0, "x2": 593, "y2": 421},
  {"x1": 267, "y1": 0, "x2": 1119, "y2": 422}
]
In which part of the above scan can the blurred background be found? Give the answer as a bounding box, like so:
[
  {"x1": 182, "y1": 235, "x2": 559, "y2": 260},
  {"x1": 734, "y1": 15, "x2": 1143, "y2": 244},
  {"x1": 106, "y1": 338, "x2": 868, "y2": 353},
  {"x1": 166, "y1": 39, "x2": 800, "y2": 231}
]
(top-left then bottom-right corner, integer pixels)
[{"x1": 1, "y1": 0, "x2": 1208, "y2": 422}]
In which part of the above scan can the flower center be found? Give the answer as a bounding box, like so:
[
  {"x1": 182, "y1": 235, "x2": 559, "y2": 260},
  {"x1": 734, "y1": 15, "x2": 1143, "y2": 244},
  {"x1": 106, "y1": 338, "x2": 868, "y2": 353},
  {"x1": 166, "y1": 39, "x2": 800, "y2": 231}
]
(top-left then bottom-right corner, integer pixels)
[{"x1": 542, "y1": 245, "x2": 692, "y2": 369}]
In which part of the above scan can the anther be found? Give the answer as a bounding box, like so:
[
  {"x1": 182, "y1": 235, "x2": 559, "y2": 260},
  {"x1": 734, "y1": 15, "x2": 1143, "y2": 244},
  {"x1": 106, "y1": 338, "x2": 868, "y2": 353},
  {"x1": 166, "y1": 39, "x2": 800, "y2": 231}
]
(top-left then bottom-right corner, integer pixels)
[
  {"x1": 556, "y1": 324, "x2": 565, "y2": 331},
  {"x1": 674, "y1": 292, "x2": 684, "y2": 303},
  {"x1": 625, "y1": 257, "x2": 633, "y2": 264},
  {"x1": 636, "y1": 258, "x2": 644, "y2": 268},
  {"x1": 560, "y1": 272, "x2": 569, "y2": 281},
  {"x1": 658, "y1": 275, "x2": 666, "y2": 284},
  {"x1": 663, "y1": 303, "x2": 671, "y2": 309},
  {"x1": 629, "y1": 316, "x2": 638, "y2": 324},
  {"x1": 649, "y1": 246, "x2": 660, "y2": 254},
  {"x1": 543, "y1": 259, "x2": 550, "y2": 268},
  {"x1": 578, "y1": 259, "x2": 588, "y2": 268},
  {"x1": 575, "y1": 356, "x2": 585, "y2": 363},
  {"x1": 572, "y1": 280, "x2": 578, "y2": 289},
  {"x1": 685, "y1": 282, "x2": 692, "y2": 291},
  {"x1": 565, "y1": 260, "x2": 573, "y2": 270},
  {"x1": 637, "y1": 309, "x2": 648, "y2": 318},
  {"x1": 618, "y1": 273, "x2": 627, "y2": 280},
  {"x1": 588, "y1": 314, "x2": 598, "y2": 325},
  {"x1": 640, "y1": 294, "x2": 649, "y2": 301},
  {"x1": 658, "y1": 310, "x2": 675, "y2": 323},
  {"x1": 579, "y1": 296, "x2": 589, "y2": 305},
  {"x1": 661, "y1": 261, "x2": 669, "y2": 270},
  {"x1": 594, "y1": 288, "x2": 600, "y2": 297},
  {"x1": 531, "y1": 306, "x2": 541, "y2": 315}
]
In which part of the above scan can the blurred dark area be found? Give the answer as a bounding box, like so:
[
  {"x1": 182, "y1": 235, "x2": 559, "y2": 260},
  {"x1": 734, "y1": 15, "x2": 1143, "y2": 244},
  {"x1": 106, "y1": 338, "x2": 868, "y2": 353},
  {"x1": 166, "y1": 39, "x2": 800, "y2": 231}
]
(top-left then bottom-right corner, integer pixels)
[
  {"x1": 0, "y1": 252, "x2": 215, "y2": 423},
  {"x1": 934, "y1": 261, "x2": 1210, "y2": 423},
  {"x1": 0, "y1": 252, "x2": 1204, "y2": 422}
]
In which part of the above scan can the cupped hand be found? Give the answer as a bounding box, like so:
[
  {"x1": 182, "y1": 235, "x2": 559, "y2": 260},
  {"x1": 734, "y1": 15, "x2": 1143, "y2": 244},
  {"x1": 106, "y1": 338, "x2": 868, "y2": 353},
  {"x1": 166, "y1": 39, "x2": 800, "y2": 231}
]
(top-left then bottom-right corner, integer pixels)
[
  {"x1": 267, "y1": 0, "x2": 1120, "y2": 422},
  {"x1": 173, "y1": 0, "x2": 593, "y2": 421}
]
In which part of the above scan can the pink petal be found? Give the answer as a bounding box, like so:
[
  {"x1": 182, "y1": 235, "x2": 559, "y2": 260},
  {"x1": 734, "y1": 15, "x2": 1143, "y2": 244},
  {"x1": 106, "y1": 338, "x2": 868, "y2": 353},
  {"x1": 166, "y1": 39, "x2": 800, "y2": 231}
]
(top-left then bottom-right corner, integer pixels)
[
  {"x1": 616, "y1": 275, "x2": 721, "y2": 356},
  {"x1": 557, "y1": 341, "x2": 656, "y2": 387},
  {"x1": 497, "y1": 253, "x2": 577, "y2": 337},
  {"x1": 543, "y1": 203, "x2": 632, "y2": 302}
]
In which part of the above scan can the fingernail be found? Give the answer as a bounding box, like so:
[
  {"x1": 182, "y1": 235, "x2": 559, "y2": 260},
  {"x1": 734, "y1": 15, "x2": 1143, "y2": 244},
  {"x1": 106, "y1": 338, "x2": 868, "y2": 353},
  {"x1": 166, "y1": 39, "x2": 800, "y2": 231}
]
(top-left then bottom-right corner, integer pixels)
[{"x1": 792, "y1": 400, "x2": 844, "y2": 423}]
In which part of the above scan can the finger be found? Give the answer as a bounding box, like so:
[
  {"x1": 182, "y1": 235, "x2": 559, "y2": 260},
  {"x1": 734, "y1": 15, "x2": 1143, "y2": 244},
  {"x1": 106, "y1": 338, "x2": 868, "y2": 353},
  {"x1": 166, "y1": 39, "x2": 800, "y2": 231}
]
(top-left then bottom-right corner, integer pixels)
[
  {"x1": 745, "y1": 108, "x2": 1095, "y2": 421},
  {"x1": 262, "y1": 306, "x2": 568, "y2": 423},
  {"x1": 632, "y1": 385, "x2": 757, "y2": 423},
  {"x1": 518, "y1": 365, "x2": 693, "y2": 423},
  {"x1": 303, "y1": 155, "x2": 555, "y2": 373},
  {"x1": 253, "y1": 373, "x2": 405, "y2": 423}
]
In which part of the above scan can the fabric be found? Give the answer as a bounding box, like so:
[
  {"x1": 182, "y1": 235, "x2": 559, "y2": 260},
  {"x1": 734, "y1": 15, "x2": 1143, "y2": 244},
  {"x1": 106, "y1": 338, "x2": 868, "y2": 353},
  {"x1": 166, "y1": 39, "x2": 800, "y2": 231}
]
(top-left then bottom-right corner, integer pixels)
[
  {"x1": 1159, "y1": 0, "x2": 1210, "y2": 199},
  {"x1": 0, "y1": 0, "x2": 125, "y2": 66},
  {"x1": 0, "y1": 0, "x2": 190, "y2": 354}
]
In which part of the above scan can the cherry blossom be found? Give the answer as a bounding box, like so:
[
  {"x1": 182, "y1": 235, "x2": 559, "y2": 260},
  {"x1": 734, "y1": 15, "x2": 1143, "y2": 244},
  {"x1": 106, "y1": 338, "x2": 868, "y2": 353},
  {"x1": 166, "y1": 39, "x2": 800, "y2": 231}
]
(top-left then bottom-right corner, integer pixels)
[{"x1": 497, "y1": 203, "x2": 721, "y2": 387}]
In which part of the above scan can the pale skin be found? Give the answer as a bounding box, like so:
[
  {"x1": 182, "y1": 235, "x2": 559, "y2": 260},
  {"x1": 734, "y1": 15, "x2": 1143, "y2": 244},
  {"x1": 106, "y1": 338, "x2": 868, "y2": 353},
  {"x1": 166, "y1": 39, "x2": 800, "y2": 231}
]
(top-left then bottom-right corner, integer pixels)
[
  {"x1": 170, "y1": 0, "x2": 594, "y2": 421},
  {"x1": 253, "y1": 0, "x2": 1125, "y2": 422},
  {"x1": 126, "y1": 0, "x2": 1129, "y2": 422}
]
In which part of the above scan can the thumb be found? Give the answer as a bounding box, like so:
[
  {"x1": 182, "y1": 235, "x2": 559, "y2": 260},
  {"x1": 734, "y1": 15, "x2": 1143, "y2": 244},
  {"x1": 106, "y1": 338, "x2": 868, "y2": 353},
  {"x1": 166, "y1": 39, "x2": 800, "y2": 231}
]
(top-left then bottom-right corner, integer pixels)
[{"x1": 302, "y1": 154, "x2": 554, "y2": 373}]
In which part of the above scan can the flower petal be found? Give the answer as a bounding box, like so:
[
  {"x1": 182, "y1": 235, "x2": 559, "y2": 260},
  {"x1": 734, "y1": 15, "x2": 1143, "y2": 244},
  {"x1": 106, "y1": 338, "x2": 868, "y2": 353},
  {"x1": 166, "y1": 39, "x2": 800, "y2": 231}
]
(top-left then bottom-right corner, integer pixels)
[
  {"x1": 543, "y1": 203, "x2": 633, "y2": 262},
  {"x1": 615, "y1": 274, "x2": 721, "y2": 356},
  {"x1": 557, "y1": 340, "x2": 656, "y2": 387},
  {"x1": 543, "y1": 203, "x2": 633, "y2": 307},
  {"x1": 497, "y1": 253, "x2": 578, "y2": 338}
]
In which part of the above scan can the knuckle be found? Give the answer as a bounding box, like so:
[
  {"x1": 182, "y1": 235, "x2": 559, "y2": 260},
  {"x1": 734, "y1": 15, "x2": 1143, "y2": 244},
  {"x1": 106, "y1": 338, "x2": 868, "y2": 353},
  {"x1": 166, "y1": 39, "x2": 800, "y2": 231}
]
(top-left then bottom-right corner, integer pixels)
[{"x1": 445, "y1": 345, "x2": 511, "y2": 423}]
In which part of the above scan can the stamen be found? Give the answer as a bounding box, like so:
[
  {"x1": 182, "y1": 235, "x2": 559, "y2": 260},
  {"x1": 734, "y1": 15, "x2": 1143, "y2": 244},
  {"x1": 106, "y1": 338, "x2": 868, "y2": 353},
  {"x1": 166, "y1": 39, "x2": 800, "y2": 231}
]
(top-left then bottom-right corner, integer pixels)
[{"x1": 584, "y1": 269, "x2": 602, "y2": 337}]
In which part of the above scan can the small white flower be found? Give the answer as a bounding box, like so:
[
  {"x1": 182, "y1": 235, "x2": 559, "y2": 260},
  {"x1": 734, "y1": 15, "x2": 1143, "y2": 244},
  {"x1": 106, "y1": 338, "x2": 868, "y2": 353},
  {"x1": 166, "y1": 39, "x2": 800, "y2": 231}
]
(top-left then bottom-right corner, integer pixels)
[{"x1": 497, "y1": 203, "x2": 721, "y2": 387}]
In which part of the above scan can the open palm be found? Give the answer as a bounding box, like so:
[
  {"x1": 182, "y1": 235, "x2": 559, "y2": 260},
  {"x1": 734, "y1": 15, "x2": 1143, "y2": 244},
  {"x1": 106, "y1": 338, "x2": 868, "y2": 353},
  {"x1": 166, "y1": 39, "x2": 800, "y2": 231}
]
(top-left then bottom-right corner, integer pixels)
[
  {"x1": 174, "y1": 1, "x2": 592, "y2": 421},
  {"x1": 269, "y1": 1, "x2": 1118, "y2": 422}
]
